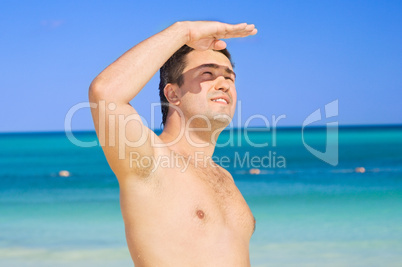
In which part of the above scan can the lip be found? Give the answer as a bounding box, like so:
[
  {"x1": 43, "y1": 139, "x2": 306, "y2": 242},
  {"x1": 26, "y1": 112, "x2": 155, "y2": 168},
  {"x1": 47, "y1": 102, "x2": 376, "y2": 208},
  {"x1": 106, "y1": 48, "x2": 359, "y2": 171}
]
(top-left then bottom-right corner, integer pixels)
[{"x1": 210, "y1": 95, "x2": 231, "y2": 105}]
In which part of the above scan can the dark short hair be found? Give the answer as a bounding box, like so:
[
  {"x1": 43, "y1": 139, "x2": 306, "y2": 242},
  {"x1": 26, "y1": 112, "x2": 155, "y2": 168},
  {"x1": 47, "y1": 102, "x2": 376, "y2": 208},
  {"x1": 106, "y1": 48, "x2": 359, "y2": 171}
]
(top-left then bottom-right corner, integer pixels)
[{"x1": 158, "y1": 45, "x2": 233, "y2": 127}]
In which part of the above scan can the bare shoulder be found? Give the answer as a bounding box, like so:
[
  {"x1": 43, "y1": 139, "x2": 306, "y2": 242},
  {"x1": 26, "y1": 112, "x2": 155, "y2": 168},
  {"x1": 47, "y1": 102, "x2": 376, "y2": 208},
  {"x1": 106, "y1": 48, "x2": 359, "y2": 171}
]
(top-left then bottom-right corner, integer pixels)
[
  {"x1": 212, "y1": 160, "x2": 235, "y2": 183},
  {"x1": 114, "y1": 130, "x2": 172, "y2": 181}
]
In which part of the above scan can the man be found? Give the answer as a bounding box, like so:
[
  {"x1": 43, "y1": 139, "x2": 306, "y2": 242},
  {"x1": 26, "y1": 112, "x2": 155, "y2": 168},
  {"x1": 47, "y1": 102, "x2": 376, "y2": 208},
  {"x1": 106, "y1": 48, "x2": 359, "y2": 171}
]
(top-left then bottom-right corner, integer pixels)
[{"x1": 89, "y1": 21, "x2": 257, "y2": 266}]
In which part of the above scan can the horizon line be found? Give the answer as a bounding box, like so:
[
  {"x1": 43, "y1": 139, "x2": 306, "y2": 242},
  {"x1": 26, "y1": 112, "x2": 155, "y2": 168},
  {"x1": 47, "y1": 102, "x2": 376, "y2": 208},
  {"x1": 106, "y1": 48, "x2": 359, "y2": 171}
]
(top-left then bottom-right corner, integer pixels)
[{"x1": 1, "y1": 123, "x2": 402, "y2": 135}]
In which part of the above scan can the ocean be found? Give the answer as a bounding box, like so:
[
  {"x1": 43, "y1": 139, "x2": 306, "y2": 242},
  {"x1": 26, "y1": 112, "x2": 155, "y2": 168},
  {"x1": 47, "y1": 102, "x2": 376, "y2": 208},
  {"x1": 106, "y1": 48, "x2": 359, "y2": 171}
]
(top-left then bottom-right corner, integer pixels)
[{"x1": 1, "y1": 126, "x2": 401, "y2": 267}]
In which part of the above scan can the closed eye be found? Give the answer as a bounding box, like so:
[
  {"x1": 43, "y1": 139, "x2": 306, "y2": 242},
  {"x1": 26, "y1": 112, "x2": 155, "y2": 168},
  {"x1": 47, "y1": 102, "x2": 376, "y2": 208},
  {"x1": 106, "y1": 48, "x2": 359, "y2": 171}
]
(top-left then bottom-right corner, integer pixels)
[{"x1": 203, "y1": 71, "x2": 213, "y2": 75}]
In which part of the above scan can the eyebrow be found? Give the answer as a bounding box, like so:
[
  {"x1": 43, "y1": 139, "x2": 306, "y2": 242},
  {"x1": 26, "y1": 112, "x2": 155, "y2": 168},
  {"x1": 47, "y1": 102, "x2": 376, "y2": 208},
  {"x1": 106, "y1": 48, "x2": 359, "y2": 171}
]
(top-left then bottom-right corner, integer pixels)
[{"x1": 197, "y1": 63, "x2": 236, "y2": 78}]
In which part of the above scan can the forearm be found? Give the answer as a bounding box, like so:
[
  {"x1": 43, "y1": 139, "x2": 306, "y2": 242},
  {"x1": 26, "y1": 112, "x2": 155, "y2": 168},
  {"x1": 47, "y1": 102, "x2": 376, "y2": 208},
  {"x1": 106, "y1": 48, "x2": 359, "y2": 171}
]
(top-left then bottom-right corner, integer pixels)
[{"x1": 89, "y1": 22, "x2": 189, "y2": 104}]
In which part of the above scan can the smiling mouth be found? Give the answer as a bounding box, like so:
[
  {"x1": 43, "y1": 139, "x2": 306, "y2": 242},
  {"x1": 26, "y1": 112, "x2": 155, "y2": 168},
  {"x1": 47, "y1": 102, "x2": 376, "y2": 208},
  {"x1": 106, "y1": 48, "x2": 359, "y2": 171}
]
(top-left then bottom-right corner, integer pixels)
[{"x1": 211, "y1": 98, "x2": 229, "y2": 104}]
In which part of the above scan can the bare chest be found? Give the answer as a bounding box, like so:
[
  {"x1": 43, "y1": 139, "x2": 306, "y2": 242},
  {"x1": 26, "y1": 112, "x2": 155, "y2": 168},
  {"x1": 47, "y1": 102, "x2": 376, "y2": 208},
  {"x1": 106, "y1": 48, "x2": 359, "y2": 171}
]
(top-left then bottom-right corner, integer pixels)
[{"x1": 157, "y1": 161, "x2": 255, "y2": 237}]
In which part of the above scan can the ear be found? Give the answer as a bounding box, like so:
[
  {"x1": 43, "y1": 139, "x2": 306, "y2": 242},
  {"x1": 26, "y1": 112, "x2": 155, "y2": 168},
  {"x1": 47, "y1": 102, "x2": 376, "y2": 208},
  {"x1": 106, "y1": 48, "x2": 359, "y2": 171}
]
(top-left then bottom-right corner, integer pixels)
[{"x1": 164, "y1": 83, "x2": 181, "y2": 105}]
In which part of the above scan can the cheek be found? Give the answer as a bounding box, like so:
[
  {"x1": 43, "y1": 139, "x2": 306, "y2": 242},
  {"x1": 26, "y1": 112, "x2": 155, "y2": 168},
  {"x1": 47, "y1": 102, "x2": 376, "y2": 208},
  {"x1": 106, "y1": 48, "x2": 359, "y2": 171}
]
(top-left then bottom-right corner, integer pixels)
[
  {"x1": 231, "y1": 102, "x2": 237, "y2": 117},
  {"x1": 231, "y1": 91, "x2": 237, "y2": 113},
  {"x1": 181, "y1": 94, "x2": 207, "y2": 111},
  {"x1": 232, "y1": 90, "x2": 237, "y2": 104}
]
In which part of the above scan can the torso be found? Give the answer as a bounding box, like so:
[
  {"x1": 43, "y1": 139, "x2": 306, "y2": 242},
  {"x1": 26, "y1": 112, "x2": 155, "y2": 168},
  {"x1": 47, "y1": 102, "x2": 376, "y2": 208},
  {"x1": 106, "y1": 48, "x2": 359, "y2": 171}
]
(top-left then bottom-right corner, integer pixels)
[{"x1": 118, "y1": 148, "x2": 255, "y2": 267}]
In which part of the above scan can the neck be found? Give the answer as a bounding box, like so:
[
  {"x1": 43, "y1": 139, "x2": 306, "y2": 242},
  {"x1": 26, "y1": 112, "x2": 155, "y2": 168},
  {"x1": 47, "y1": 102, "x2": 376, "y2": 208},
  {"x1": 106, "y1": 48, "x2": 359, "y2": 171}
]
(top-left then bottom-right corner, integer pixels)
[{"x1": 159, "y1": 117, "x2": 226, "y2": 160}]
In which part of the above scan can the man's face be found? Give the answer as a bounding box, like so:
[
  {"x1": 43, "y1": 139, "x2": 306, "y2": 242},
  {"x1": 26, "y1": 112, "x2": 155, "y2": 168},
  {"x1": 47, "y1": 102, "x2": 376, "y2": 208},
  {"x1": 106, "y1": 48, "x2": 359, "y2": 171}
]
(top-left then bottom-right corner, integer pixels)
[{"x1": 177, "y1": 50, "x2": 237, "y2": 127}]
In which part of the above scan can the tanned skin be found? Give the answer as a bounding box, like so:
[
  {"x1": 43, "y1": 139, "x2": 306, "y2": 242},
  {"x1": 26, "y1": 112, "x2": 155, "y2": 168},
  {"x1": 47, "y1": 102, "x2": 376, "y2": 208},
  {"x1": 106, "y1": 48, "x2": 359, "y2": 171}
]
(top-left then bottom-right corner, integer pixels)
[{"x1": 89, "y1": 21, "x2": 257, "y2": 266}]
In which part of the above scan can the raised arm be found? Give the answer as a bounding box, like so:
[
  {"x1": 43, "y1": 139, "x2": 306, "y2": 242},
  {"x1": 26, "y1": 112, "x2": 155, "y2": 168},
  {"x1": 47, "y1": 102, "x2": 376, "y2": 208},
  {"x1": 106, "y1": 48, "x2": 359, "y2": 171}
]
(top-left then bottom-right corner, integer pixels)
[{"x1": 88, "y1": 21, "x2": 256, "y2": 179}]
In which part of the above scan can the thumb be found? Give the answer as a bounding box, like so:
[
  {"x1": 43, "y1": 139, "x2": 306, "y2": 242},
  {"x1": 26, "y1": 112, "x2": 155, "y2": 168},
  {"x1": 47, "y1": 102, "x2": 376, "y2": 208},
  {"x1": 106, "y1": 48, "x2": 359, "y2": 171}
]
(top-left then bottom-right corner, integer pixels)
[{"x1": 212, "y1": 39, "x2": 227, "y2": 50}]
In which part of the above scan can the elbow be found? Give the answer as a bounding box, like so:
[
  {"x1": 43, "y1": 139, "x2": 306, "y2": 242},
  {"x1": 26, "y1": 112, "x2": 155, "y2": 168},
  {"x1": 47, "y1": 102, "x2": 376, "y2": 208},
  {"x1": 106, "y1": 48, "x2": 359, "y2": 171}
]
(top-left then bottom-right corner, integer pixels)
[
  {"x1": 88, "y1": 77, "x2": 106, "y2": 102},
  {"x1": 89, "y1": 76, "x2": 121, "y2": 104}
]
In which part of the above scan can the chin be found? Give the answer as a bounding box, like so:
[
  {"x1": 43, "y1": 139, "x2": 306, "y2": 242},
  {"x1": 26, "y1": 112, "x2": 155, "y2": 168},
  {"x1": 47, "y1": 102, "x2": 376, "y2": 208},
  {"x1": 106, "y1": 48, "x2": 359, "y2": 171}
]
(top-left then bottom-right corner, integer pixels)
[{"x1": 213, "y1": 114, "x2": 232, "y2": 126}]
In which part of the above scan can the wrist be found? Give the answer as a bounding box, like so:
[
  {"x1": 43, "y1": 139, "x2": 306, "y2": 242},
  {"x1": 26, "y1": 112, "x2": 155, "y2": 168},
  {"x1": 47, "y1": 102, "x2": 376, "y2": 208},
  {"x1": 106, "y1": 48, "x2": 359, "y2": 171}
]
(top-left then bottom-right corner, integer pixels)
[{"x1": 171, "y1": 21, "x2": 190, "y2": 45}]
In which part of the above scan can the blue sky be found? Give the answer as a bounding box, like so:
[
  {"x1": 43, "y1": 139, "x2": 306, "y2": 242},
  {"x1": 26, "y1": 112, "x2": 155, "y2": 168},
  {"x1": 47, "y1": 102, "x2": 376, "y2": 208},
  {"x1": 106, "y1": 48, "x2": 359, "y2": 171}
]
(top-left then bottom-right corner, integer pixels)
[{"x1": 1, "y1": 0, "x2": 401, "y2": 132}]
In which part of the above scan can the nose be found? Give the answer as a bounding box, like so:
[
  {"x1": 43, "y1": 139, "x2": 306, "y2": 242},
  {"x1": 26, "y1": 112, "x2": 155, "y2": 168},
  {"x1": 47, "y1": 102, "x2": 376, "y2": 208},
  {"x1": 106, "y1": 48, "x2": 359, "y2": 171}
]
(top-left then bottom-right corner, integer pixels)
[{"x1": 214, "y1": 76, "x2": 230, "y2": 92}]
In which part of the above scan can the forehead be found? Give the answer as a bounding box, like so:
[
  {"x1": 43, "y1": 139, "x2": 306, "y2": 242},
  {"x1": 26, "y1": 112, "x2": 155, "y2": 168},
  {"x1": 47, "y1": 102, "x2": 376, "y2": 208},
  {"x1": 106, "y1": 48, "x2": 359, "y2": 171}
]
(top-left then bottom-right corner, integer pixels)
[{"x1": 183, "y1": 50, "x2": 233, "y2": 73}]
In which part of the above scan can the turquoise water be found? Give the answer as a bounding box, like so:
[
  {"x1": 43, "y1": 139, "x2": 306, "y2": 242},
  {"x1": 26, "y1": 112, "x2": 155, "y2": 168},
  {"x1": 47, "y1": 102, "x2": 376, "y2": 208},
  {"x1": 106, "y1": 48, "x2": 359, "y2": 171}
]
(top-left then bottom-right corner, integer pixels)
[{"x1": 1, "y1": 126, "x2": 401, "y2": 266}]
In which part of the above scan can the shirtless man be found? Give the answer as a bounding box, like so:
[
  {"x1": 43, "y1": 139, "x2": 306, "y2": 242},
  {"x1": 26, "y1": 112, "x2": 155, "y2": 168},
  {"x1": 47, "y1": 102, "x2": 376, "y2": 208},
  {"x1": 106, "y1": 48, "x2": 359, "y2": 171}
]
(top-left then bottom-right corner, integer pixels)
[{"x1": 89, "y1": 21, "x2": 257, "y2": 266}]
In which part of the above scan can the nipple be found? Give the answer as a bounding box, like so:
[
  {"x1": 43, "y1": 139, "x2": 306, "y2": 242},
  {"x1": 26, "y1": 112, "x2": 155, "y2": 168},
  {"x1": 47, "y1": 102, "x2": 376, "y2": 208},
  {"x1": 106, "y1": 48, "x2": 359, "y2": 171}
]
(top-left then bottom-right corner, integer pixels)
[{"x1": 196, "y1": 209, "x2": 205, "y2": 219}]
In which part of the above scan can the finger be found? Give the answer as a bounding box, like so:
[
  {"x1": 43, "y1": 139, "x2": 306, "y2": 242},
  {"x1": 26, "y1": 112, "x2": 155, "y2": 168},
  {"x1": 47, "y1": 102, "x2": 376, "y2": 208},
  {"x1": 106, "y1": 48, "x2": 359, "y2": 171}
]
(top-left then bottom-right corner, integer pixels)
[
  {"x1": 237, "y1": 25, "x2": 256, "y2": 35},
  {"x1": 217, "y1": 30, "x2": 257, "y2": 40},
  {"x1": 250, "y1": 28, "x2": 258, "y2": 35},
  {"x1": 229, "y1": 27, "x2": 257, "y2": 37},
  {"x1": 219, "y1": 23, "x2": 256, "y2": 38},
  {"x1": 226, "y1": 23, "x2": 255, "y2": 33},
  {"x1": 212, "y1": 39, "x2": 227, "y2": 50},
  {"x1": 230, "y1": 22, "x2": 248, "y2": 31}
]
